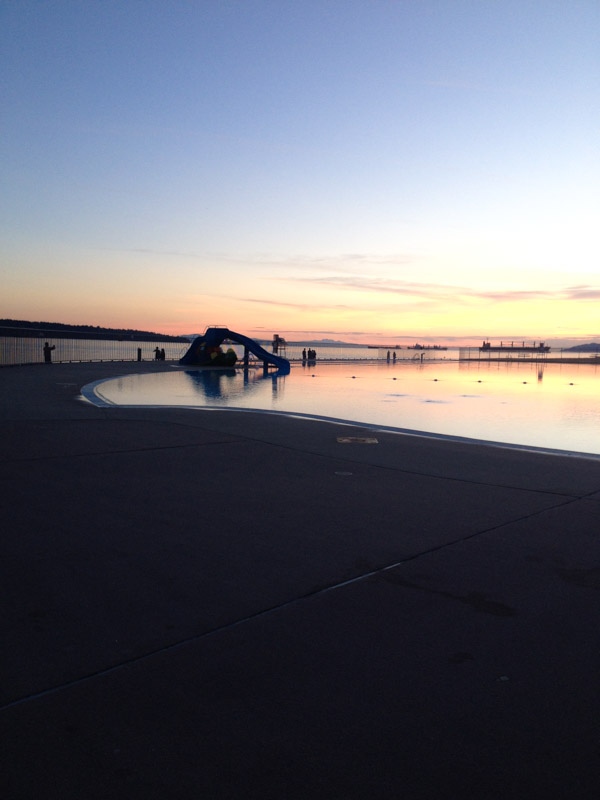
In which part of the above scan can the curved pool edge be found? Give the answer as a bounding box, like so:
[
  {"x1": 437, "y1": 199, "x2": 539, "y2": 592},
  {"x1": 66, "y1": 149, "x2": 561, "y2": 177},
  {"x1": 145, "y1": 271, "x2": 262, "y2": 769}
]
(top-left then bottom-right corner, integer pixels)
[
  {"x1": 79, "y1": 376, "x2": 600, "y2": 462},
  {"x1": 80, "y1": 377, "x2": 120, "y2": 407}
]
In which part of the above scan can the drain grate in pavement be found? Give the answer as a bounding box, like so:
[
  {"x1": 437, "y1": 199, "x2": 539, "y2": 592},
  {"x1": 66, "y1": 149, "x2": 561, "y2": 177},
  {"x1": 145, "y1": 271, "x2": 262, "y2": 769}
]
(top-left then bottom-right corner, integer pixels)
[{"x1": 336, "y1": 437, "x2": 378, "y2": 444}]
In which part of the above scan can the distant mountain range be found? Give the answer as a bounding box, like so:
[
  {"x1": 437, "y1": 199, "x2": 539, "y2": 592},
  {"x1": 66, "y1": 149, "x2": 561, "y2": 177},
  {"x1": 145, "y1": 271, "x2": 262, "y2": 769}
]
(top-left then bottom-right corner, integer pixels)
[
  {"x1": 180, "y1": 333, "x2": 359, "y2": 346},
  {"x1": 563, "y1": 343, "x2": 600, "y2": 352}
]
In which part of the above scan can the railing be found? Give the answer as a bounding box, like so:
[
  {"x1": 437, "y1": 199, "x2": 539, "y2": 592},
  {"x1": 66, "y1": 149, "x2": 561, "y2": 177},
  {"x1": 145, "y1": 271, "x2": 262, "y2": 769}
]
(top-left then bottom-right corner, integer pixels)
[
  {"x1": 0, "y1": 335, "x2": 190, "y2": 367},
  {"x1": 4, "y1": 335, "x2": 598, "y2": 368},
  {"x1": 458, "y1": 347, "x2": 600, "y2": 362}
]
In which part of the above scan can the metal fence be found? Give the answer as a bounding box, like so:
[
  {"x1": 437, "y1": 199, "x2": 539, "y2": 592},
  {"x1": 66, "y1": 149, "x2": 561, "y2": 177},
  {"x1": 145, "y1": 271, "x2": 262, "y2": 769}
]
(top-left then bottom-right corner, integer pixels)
[
  {"x1": 5, "y1": 334, "x2": 596, "y2": 368},
  {"x1": 0, "y1": 335, "x2": 190, "y2": 367},
  {"x1": 1, "y1": 335, "x2": 386, "y2": 366},
  {"x1": 458, "y1": 347, "x2": 600, "y2": 363}
]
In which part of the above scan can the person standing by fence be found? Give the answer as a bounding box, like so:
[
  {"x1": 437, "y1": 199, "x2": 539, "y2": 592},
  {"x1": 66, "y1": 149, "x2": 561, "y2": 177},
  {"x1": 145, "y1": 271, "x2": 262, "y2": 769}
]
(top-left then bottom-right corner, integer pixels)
[{"x1": 43, "y1": 342, "x2": 55, "y2": 363}]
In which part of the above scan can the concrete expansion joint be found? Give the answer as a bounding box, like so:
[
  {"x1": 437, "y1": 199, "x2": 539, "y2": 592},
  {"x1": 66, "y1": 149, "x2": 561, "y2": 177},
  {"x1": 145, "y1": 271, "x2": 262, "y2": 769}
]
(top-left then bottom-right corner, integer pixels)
[
  {"x1": 0, "y1": 492, "x2": 580, "y2": 716},
  {"x1": 0, "y1": 438, "x2": 245, "y2": 464}
]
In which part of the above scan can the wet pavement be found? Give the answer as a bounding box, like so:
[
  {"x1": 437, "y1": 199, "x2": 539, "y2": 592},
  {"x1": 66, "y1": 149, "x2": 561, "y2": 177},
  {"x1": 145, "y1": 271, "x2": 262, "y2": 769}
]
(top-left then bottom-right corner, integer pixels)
[{"x1": 1, "y1": 361, "x2": 599, "y2": 798}]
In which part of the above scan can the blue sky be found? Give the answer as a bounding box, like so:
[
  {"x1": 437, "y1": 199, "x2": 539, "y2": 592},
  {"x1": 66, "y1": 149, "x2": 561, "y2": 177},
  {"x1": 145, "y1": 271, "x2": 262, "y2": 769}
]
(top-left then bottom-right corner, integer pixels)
[{"x1": 2, "y1": 1, "x2": 599, "y2": 344}]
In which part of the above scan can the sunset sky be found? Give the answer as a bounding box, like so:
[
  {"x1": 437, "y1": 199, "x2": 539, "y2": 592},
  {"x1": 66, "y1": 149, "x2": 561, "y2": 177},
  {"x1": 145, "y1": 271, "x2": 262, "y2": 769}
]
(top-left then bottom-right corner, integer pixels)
[{"x1": 2, "y1": 1, "x2": 599, "y2": 346}]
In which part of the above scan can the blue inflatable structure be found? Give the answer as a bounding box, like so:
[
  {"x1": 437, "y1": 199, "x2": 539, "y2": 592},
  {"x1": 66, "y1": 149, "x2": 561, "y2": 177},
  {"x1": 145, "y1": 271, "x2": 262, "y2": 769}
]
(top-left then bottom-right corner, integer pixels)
[{"x1": 179, "y1": 327, "x2": 290, "y2": 374}]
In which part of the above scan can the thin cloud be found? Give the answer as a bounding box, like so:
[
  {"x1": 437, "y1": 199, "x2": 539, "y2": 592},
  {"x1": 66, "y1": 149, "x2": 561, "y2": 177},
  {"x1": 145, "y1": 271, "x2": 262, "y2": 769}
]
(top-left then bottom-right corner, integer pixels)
[
  {"x1": 281, "y1": 274, "x2": 600, "y2": 304},
  {"x1": 190, "y1": 292, "x2": 352, "y2": 313},
  {"x1": 244, "y1": 296, "x2": 355, "y2": 313},
  {"x1": 97, "y1": 247, "x2": 419, "y2": 274},
  {"x1": 250, "y1": 252, "x2": 418, "y2": 274},
  {"x1": 249, "y1": 328, "x2": 395, "y2": 339},
  {"x1": 564, "y1": 286, "x2": 600, "y2": 300},
  {"x1": 97, "y1": 246, "x2": 600, "y2": 305},
  {"x1": 281, "y1": 274, "x2": 476, "y2": 303},
  {"x1": 475, "y1": 289, "x2": 553, "y2": 302}
]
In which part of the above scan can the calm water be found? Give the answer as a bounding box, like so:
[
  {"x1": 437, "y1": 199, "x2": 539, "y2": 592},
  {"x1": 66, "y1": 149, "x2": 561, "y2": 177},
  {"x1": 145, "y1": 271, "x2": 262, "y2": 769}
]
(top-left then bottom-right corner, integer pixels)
[{"x1": 87, "y1": 360, "x2": 600, "y2": 457}]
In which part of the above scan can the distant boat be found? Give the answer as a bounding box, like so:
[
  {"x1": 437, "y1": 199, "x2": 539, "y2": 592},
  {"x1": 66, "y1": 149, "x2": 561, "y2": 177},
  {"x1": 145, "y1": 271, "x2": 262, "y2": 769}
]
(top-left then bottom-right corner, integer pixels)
[
  {"x1": 407, "y1": 344, "x2": 448, "y2": 350},
  {"x1": 480, "y1": 340, "x2": 550, "y2": 353}
]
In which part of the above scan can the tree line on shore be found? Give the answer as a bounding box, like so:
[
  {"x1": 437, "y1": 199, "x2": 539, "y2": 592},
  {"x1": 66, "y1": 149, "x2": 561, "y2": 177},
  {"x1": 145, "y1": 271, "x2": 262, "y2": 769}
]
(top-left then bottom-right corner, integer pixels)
[{"x1": 0, "y1": 319, "x2": 189, "y2": 342}]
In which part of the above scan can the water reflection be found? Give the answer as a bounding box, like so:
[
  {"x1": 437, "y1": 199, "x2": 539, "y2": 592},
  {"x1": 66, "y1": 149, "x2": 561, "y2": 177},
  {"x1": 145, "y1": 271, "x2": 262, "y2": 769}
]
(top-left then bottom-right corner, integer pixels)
[
  {"x1": 91, "y1": 361, "x2": 600, "y2": 455},
  {"x1": 184, "y1": 369, "x2": 237, "y2": 399},
  {"x1": 183, "y1": 366, "x2": 287, "y2": 403}
]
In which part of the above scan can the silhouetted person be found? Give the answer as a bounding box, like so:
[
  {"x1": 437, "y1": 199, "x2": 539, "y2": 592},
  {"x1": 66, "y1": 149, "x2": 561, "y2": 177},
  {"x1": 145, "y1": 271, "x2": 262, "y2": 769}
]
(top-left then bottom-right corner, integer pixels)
[
  {"x1": 302, "y1": 348, "x2": 307, "y2": 360},
  {"x1": 43, "y1": 342, "x2": 55, "y2": 364},
  {"x1": 154, "y1": 347, "x2": 161, "y2": 361},
  {"x1": 160, "y1": 348, "x2": 166, "y2": 361}
]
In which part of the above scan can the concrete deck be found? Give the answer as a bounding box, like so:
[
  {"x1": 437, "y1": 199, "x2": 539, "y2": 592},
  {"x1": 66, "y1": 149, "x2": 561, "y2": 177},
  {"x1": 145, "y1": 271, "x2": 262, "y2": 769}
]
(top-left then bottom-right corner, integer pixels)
[{"x1": 1, "y1": 361, "x2": 599, "y2": 798}]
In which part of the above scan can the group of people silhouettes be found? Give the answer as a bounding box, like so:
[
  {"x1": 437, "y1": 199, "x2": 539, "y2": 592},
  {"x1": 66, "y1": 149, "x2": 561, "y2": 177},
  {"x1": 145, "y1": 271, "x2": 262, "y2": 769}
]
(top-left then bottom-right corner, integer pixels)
[
  {"x1": 154, "y1": 347, "x2": 166, "y2": 361},
  {"x1": 302, "y1": 348, "x2": 317, "y2": 361}
]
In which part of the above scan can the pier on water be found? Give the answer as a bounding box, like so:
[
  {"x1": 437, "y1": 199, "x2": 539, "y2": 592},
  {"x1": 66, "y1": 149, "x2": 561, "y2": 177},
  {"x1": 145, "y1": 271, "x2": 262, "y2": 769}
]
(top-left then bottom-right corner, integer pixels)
[{"x1": 460, "y1": 341, "x2": 551, "y2": 362}]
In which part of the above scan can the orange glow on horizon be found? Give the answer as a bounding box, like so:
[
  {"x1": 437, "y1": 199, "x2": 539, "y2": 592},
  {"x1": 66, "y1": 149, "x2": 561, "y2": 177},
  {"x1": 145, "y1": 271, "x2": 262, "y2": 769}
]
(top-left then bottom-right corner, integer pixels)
[{"x1": 4, "y1": 282, "x2": 599, "y2": 350}]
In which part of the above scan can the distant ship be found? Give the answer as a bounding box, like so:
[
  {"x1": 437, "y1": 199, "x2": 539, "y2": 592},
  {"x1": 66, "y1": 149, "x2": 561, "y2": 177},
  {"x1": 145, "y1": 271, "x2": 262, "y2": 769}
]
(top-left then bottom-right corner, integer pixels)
[
  {"x1": 480, "y1": 340, "x2": 550, "y2": 353},
  {"x1": 407, "y1": 343, "x2": 448, "y2": 350}
]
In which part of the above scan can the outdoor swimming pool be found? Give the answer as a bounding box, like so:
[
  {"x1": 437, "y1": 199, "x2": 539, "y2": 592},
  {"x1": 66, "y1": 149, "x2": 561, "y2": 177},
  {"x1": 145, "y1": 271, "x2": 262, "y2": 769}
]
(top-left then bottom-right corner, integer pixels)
[{"x1": 84, "y1": 360, "x2": 600, "y2": 457}]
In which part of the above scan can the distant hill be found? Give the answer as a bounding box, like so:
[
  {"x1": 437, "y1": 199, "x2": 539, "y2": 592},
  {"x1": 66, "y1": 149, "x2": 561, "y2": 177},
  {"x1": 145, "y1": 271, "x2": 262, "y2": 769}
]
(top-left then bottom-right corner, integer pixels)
[
  {"x1": 0, "y1": 319, "x2": 188, "y2": 342},
  {"x1": 563, "y1": 343, "x2": 600, "y2": 352},
  {"x1": 179, "y1": 334, "x2": 358, "y2": 346}
]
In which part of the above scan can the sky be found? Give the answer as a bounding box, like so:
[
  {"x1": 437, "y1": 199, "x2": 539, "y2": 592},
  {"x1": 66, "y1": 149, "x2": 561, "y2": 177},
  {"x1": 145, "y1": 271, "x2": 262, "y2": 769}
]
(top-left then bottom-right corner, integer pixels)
[{"x1": 1, "y1": 1, "x2": 599, "y2": 346}]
